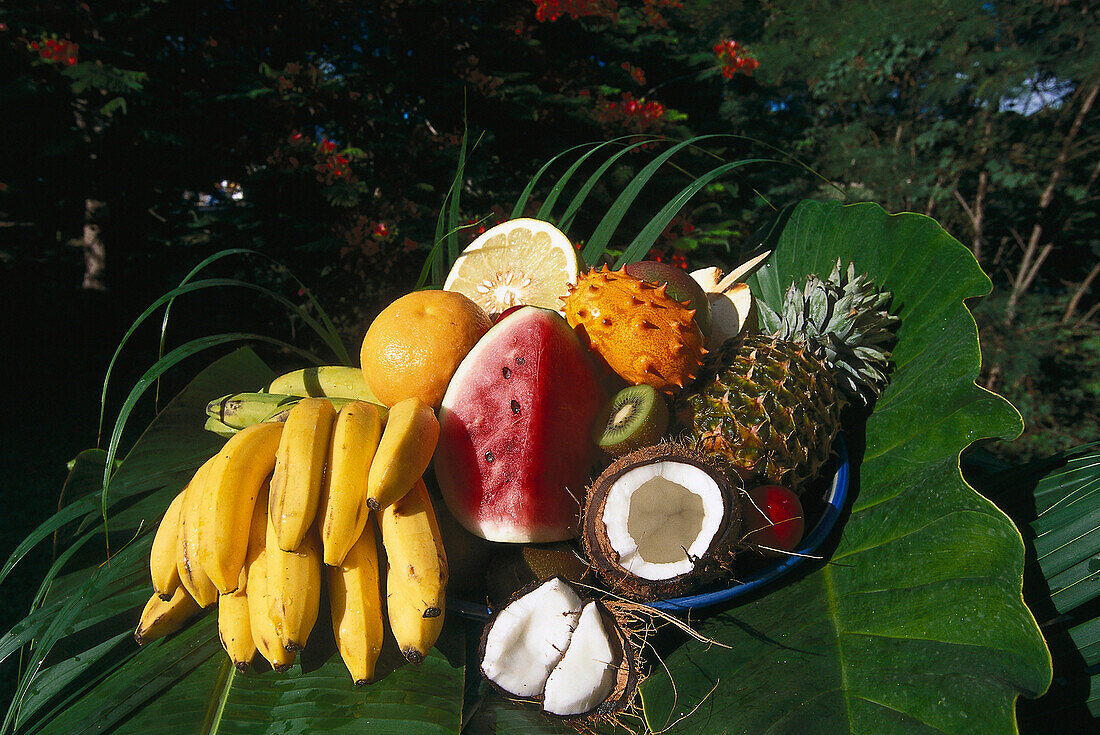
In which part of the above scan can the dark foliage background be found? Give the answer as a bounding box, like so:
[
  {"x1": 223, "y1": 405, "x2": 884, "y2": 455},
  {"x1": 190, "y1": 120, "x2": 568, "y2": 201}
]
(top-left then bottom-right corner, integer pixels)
[{"x1": 1, "y1": 0, "x2": 1097, "y2": 728}]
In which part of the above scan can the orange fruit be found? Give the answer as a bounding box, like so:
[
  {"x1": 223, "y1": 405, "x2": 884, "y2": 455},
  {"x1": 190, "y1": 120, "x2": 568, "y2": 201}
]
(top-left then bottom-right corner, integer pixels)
[{"x1": 361, "y1": 290, "x2": 492, "y2": 408}]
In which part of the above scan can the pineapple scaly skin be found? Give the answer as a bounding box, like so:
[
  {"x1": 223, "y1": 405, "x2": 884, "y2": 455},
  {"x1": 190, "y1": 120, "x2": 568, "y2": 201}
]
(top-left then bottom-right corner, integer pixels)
[{"x1": 678, "y1": 334, "x2": 842, "y2": 492}]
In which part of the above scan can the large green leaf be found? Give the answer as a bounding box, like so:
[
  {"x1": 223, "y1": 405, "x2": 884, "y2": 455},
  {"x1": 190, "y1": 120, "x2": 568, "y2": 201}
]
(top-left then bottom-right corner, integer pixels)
[
  {"x1": 4, "y1": 349, "x2": 464, "y2": 734},
  {"x1": 640, "y1": 201, "x2": 1052, "y2": 734}
]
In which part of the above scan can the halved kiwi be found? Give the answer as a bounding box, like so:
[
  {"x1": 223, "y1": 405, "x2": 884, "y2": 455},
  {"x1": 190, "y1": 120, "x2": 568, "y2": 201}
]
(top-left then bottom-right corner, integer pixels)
[{"x1": 593, "y1": 384, "x2": 669, "y2": 458}]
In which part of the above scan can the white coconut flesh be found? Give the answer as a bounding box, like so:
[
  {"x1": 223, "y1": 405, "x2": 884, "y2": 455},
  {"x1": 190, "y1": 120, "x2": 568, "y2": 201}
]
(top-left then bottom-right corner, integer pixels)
[
  {"x1": 481, "y1": 578, "x2": 583, "y2": 698},
  {"x1": 542, "y1": 601, "x2": 619, "y2": 716},
  {"x1": 602, "y1": 461, "x2": 724, "y2": 581}
]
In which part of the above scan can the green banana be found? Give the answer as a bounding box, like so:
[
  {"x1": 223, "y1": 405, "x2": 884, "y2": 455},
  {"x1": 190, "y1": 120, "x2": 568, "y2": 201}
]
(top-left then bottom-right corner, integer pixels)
[
  {"x1": 267, "y1": 366, "x2": 381, "y2": 405},
  {"x1": 207, "y1": 392, "x2": 299, "y2": 430},
  {"x1": 262, "y1": 396, "x2": 362, "y2": 424},
  {"x1": 204, "y1": 416, "x2": 239, "y2": 438}
]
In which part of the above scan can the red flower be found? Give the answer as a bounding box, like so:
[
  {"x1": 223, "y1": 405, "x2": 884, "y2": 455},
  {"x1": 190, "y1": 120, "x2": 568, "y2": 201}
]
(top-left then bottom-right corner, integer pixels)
[
  {"x1": 373, "y1": 222, "x2": 390, "y2": 237},
  {"x1": 714, "y1": 38, "x2": 758, "y2": 79}
]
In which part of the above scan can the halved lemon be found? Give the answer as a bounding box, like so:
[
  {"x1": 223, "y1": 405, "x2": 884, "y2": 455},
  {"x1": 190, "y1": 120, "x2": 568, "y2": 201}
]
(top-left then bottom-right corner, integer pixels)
[{"x1": 444, "y1": 218, "x2": 581, "y2": 316}]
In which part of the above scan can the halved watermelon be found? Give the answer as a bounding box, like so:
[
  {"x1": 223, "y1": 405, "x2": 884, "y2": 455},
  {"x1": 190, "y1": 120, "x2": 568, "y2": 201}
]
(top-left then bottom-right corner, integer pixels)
[{"x1": 435, "y1": 307, "x2": 604, "y2": 543}]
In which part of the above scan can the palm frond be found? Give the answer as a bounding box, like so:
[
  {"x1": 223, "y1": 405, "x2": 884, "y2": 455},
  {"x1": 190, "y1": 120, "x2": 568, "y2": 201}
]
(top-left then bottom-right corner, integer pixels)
[
  {"x1": 99, "y1": 274, "x2": 346, "y2": 443},
  {"x1": 1030, "y1": 443, "x2": 1100, "y2": 716},
  {"x1": 101, "y1": 333, "x2": 321, "y2": 531}
]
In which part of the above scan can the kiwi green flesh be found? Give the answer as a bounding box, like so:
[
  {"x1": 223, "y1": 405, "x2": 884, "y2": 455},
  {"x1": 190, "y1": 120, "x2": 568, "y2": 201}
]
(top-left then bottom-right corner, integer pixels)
[{"x1": 595, "y1": 385, "x2": 669, "y2": 457}]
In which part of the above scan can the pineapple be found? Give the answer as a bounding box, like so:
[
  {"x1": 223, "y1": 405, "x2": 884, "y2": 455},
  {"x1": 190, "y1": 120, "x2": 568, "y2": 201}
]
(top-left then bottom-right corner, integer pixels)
[{"x1": 679, "y1": 261, "x2": 898, "y2": 492}]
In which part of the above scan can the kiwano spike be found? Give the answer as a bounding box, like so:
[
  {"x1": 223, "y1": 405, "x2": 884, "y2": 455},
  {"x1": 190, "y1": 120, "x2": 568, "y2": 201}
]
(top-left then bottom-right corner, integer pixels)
[{"x1": 560, "y1": 262, "x2": 706, "y2": 393}]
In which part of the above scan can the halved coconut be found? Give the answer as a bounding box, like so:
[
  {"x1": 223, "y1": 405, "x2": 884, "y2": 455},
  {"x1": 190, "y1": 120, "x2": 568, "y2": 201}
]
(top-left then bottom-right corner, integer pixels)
[
  {"x1": 542, "y1": 601, "x2": 619, "y2": 716},
  {"x1": 479, "y1": 577, "x2": 641, "y2": 723},
  {"x1": 480, "y1": 577, "x2": 583, "y2": 698},
  {"x1": 582, "y1": 443, "x2": 741, "y2": 600}
]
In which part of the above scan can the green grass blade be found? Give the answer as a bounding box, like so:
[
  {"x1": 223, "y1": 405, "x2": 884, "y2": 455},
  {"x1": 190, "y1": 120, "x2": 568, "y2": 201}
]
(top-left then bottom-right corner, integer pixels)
[
  {"x1": 510, "y1": 141, "x2": 603, "y2": 219},
  {"x1": 0, "y1": 500, "x2": 96, "y2": 589},
  {"x1": 99, "y1": 277, "x2": 344, "y2": 443},
  {"x1": 431, "y1": 158, "x2": 462, "y2": 285},
  {"x1": 4, "y1": 537, "x2": 146, "y2": 734},
  {"x1": 538, "y1": 137, "x2": 660, "y2": 225},
  {"x1": 560, "y1": 138, "x2": 661, "y2": 241},
  {"x1": 415, "y1": 221, "x2": 486, "y2": 290},
  {"x1": 100, "y1": 333, "x2": 323, "y2": 528},
  {"x1": 429, "y1": 125, "x2": 481, "y2": 286},
  {"x1": 445, "y1": 128, "x2": 468, "y2": 269},
  {"x1": 581, "y1": 135, "x2": 727, "y2": 264},
  {"x1": 613, "y1": 157, "x2": 779, "y2": 268},
  {"x1": 159, "y1": 248, "x2": 350, "y2": 367}
]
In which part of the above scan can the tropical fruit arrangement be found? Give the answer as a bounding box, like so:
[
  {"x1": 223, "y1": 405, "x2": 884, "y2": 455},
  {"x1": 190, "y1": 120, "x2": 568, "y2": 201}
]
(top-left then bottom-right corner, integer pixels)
[{"x1": 135, "y1": 217, "x2": 898, "y2": 723}]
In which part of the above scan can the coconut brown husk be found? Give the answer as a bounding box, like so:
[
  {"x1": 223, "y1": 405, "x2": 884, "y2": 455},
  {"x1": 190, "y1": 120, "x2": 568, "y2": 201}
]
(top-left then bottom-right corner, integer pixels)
[{"x1": 581, "y1": 442, "x2": 742, "y2": 601}]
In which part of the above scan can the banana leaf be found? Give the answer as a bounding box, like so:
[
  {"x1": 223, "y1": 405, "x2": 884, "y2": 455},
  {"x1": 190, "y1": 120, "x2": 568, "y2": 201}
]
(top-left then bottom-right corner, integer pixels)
[{"x1": 638, "y1": 200, "x2": 1052, "y2": 733}]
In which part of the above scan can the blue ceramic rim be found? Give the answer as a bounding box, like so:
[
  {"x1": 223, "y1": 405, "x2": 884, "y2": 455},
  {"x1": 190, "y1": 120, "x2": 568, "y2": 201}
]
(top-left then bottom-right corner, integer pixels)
[
  {"x1": 646, "y1": 434, "x2": 849, "y2": 612},
  {"x1": 447, "y1": 434, "x2": 850, "y2": 621}
]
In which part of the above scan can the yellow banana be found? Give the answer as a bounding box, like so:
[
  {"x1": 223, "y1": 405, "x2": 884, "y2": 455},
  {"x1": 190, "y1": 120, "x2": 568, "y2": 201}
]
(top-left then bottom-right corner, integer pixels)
[
  {"x1": 247, "y1": 549, "x2": 295, "y2": 673},
  {"x1": 218, "y1": 483, "x2": 268, "y2": 673},
  {"x1": 150, "y1": 489, "x2": 186, "y2": 599},
  {"x1": 328, "y1": 521, "x2": 384, "y2": 685},
  {"x1": 176, "y1": 459, "x2": 219, "y2": 608},
  {"x1": 262, "y1": 396, "x2": 362, "y2": 425},
  {"x1": 269, "y1": 398, "x2": 337, "y2": 552},
  {"x1": 379, "y1": 479, "x2": 448, "y2": 664},
  {"x1": 265, "y1": 516, "x2": 322, "y2": 652},
  {"x1": 134, "y1": 586, "x2": 203, "y2": 645},
  {"x1": 197, "y1": 421, "x2": 284, "y2": 594},
  {"x1": 318, "y1": 401, "x2": 385, "y2": 567},
  {"x1": 218, "y1": 585, "x2": 255, "y2": 672},
  {"x1": 267, "y1": 366, "x2": 381, "y2": 405},
  {"x1": 366, "y1": 397, "x2": 439, "y2": 512}
]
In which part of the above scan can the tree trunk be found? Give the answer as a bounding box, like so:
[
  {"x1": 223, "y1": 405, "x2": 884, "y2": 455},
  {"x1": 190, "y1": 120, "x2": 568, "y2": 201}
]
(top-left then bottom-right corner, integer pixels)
[
  {"x1": 1005, "y1": 80, "x2": 1099, "y2": 324},
  {"x1": 1062, "y1": 259, "x2": 1100, "y2": 324},
  {"x1": 81, "y1": 198, "x2": 108, "y2": 291}
]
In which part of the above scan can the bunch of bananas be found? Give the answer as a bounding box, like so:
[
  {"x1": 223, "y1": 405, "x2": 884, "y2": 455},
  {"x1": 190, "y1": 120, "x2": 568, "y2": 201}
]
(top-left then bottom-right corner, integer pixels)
[{"x1": 135, "y1": 367, "x2": 448, "y2": 684}]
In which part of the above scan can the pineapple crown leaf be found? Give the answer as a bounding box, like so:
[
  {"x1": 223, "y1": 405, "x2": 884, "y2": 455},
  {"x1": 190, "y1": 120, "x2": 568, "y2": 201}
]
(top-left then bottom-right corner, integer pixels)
[{"x1": 760, "y1": 259, "x2": 900, "y2": 406}]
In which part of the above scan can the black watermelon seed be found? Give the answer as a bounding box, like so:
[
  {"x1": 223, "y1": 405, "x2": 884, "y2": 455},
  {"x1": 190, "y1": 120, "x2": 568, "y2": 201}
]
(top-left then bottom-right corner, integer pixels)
[{"x1": 511, "y1": 400, "x2": 520, "y2": 414}]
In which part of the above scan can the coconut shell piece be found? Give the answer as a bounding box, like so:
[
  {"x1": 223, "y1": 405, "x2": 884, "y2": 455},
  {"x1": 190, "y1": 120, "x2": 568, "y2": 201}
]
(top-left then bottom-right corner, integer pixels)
[
  {"x1": 478, "y1": 577, "x2": 643, "y2": 725},
  {"x1": 582, "y1": 442, "x2": 742, "y2": 601}
]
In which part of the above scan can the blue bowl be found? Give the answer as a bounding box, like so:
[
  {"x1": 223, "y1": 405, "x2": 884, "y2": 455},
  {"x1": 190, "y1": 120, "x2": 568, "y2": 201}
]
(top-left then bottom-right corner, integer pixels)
[
  {"x1": 646, "y1": 434, "x2": 849, "y2": 612},
  {"x1": 448, "y1": 434, "x2": 850, "y2": 620}
]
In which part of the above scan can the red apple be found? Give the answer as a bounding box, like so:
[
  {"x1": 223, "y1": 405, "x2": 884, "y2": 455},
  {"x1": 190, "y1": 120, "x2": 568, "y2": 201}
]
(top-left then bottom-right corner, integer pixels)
[{"x1": 742, "y1": 484, "x2": 804, "y2": 557}]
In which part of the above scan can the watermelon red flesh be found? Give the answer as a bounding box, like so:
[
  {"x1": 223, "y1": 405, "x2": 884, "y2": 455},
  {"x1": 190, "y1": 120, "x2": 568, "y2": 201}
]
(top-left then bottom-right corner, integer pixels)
[{"x1": 435, "y1": 307, "x2": 604, "y2": 543}]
